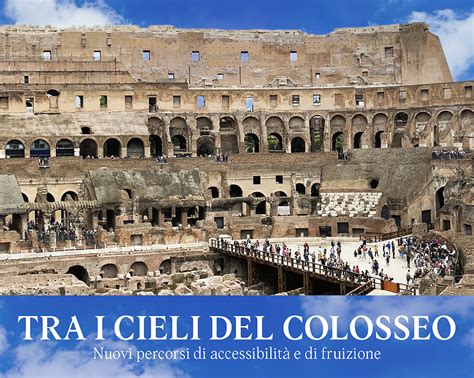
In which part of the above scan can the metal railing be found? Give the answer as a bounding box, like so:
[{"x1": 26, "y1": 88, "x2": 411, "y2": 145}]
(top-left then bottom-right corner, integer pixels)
[
  {"x1": 210, "y1": 238, "x2": 415, "y2": 295},
  {"x1": 361, "y1": 228, "x2": 412, "y2": 243}
]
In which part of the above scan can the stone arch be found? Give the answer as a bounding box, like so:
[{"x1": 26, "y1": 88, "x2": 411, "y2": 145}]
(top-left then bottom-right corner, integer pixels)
[
  {"x1": 219, "y1": 116, "x2": 236, "y2": 131},
  {"x1": 435, "y1": 186, "x2": 445, "y2": 216},
  {"x1": 130, "y1": 261, "x2": 148, "y2": 277},
  {"x1": 55, "y1": 138, "x2": 75, "y2": 157},
  {"x1": 437, "y1": 111, "x2": 453, "y2": 137},
  {"x1": 79, "y1": 138, "x2": 98, "y2": 158},
  {"x1": 352, "y1": 114, "x2": 368, "y2": 129},
  {"x1": 267, "y1": 133, "x2": 283, "y2": 151},
  {"x1": 61, "y1": 191, "x2": 78, "y2": 201},
  {"x1": 103, "y1": 138, "x2": 121, "y2": 157},
  {"x1": 197, "y1": 136, "x2": 215, "y2": 156},
  {"x1": 373, "y1": 113, "x2": 388, "y2": 130},
  {"x1": 415, "y1": 111, "x2": 431, "y2": 124},
  {"x1": 171, "y1": 135, "x2": 187, "y2": 154},
  {"x1": 374, "y1": 131, "x2": 384, "y2": 148},
  {"x1": 30, "y1": 139, "x2": 50, "y2": 158},
  {"x1": 242, "y1": 116, "x2": 260, "y2": 132},
  {"x1": 229, "y1": 184, "x2": 243, "y2": 197},
  {"x1": 274, "y1": 191, "x2": 288, "y2": 197},
  {"x1": 251, "y1": 192, "x2": 267, "y2": 215},
  {"x1": 208, "y1": 186, "x2": 219, "y2": 198},
  {"x1": 196, "y1": 116, "x2": 213, "y2": 132},
  {"x1": 295, "y1": 183, "x2": 306, "y2": 195},
  {"x1": 332, "y1": 132, "x2": 344, "y2": 152},
  {"x1": 159, "y1": 259, "x2": 171, "y2": 274},
  {"x1": 66, "y1": 265, "x2": 89, "y2": 285},
  {"x1": 291, "y1": 137, "x2": 305, "y2": 153},
  {"x1": 460, "y1": 109, "x2": 473, "y2": 127},
  {"x1": 46, "y1": 89, "x2": 60, "y2": 109},
  {"x1": 330, "y1": 114, "x2": 346, "y2": 129},
  {"x1": 394, "y1": 112, "x2": 409, "y2": 128},
  {"x1": 265, "y1": 116, "x2": 284, "y2": 129},
  {"x1": 149, "y1": 135, "x2": 163, "y2": 157},
  {"x1": 5, "y1": 139, "x2": 25, "y2": 158},
  {"x1": 127, "y1": 138, "x2": 145, "y2": 158},
  {"x1": 310, "y1": 184, "x2": 320, "y2": 197},
  {"x1": 244, "y1": 133, "x2": 260, "y2": 153},
  {"x1": 310, "y1": 115, "x2": 325, "y2": 151},
  {"x1": 147, "y1": 117, "x2": 165, "y2": 135},
  {"x1": 289, "y1": 116, "x2": 305, "y2": 130},
  {"x1": 100, "y1": 263, "x2": 118, "y2": 279},
  {"x1": 353, "y1": 132, "x2": 363, "y2": 149}
]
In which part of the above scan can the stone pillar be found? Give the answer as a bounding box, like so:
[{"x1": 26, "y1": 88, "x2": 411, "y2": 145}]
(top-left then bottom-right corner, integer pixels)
[
  {"x1": 121, "y1": 146, "x2": 127, "y2": 158},
  {"x1": 181, "y1": 207, "x2": 188, "y2": 227},
  {"x1": 211, "y1": 115, "x2": 221, "y2": 154},
  {"x1": 158, "y1": 209, "x2": 165, "y2": 226},
  {"x1": 260, "y1": 116, "x2": 268, "y2": 153},
  {"x1": 188, "y1": 118, "x2": 198, "y2": 157}
]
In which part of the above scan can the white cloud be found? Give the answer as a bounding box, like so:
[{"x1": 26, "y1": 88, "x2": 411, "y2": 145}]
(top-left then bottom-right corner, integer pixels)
[
  {"x1": 4, "y1": 0, "x2": 123, "y2": 27},
  {"x1": 2, "y1": 338, "x2": 190, "y2": 378},
  {"x1": 407, "y1": 9, "x2": 474, "y2": 80},
  {"x1": 0, "y1": 326, "x2": 8, "y2": 355}
]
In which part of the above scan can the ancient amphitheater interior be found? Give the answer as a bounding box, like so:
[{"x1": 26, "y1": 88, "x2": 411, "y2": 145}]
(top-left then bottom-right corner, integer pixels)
[{"x1": 0, "y1": 23, "x2": 472, "y2": 296}]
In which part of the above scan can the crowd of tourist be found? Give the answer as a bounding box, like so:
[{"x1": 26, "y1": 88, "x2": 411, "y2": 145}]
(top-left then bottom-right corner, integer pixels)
[
  {"x1": 215, "y1": 153, "x2": 230, "y2": 162},
  {"x1": 26, "y1": 221, "x2": 97, "y2": 244},
  {"x1": 218, "y1": 234, "x2": 457, "y2": 287},
  {"x1": 432, "y1": 148, "x2": 466, "y2": 160},
  {"x1": 38, "y1": 157, "x2": 50, "y2": 168}
]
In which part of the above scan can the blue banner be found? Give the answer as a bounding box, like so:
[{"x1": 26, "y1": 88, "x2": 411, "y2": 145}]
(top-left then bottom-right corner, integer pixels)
[{"x1": 0, "y1": 296, "x2": 473, "y2": 378}]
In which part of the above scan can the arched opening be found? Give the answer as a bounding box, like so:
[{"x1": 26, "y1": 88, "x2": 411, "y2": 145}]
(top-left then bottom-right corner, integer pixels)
[
  {"x1": 374, "y1": 131, "x2": 384, "y2": 148},
  {"x1": 244, "y1": 133, "x2": 260, "y2": 153},
  {"x1": 197, "y1": 136, "x2": 215, "y2": 156},
  {"x1": 291, "y1": 137, "x2": 305, "y2": 153},
  {"x1": 196, "y1": 117, "x2": 213, "y2": 134},
  {"x1": 79, "y1": 139, "x2": 97, "y2": 158},
  {"x1": 5, "y1": 139, "x2": 25, "y2": 158},
  {"x1": 250, "y1": 192, "x2": 266, "y2": 215},
  {"x1": 159, "y1": 259, "x2": 171, "y2": 274},
  {"x1": 171, "y1": 135, "x2": 187, "y2": 154},
  {"x1": 229, "y1": 185, "x2": 243, "y2": 198},
  {"x1": 30, "y1": 139, "x2": 50, "y2": 158},
  {"x1": 381, "y1": 205, "x2": 390, "y2": 220},
  {"x1": 22, "y1": 193, "x2": 29, "y2": 202},
  {"x1": 295, "y1": 183, "x2": 306, "y2": 195},
  {"x1": 274, "y1": 191, "x2": 288, "y2": 198},
  {"x1": 310, "y1": 116, "x2": 325, "y2": 151},
  {"x1": 149, "y1": 135, "x2": 163, "y2": 157},
  {"x1": 208, "y1": 186, "x2": 219, "y2": 198},
  {"x1": 66, "y1": 265, "x2": 89, "y2": 285},
  {"x1": 331, "y1": 132, "x2": 344, "y2": 153},
  {"x1": 369, "y1": 179, "x2": 379, "y2": 189},
  {"x1": 289, "y1": 116, "x2": 305, "y2": 130},
  {"x1": 435, "y1": 187, "x2": 445, "y2": 216},
  {"x1": 353, "y1": 132, "x2": 363, "y2": 149},
  {"x1": 219, "y1": 117, "x2": 235, "y2": 130},
  {"x1": 100, "y1": 264, "x2": 118, "y2": 279},
  {"x1": 61, "y1": 191, "x2": 78, "y2": 201},
  {"x1": 103, "y1": 138, "x2": 121, "y2": 158},
  {"x1": 267, "y1": 133, "x2": 283, "y2": 152},
  {"x1": 394, "y1": 112, "x2": 408, "y2": 128},
  {"x1": 56, "y1": 139, "x2": 74, "y2": 157},
  {"x1": 130, "y1": 261, "x2": 148, "y2": 277},
  {"x1": 311, "y1": 183, "x2": 320, "y2": 197},
  {"x1": 127, "y1": 138, "x2": 145, "y2": 158}
]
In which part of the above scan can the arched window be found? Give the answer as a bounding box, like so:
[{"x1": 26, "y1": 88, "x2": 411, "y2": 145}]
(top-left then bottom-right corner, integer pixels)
[
  {"x1": 353, "y1": 132, "x2": 363, "y2": 149},
  {"x1": 267, "y1": 133, "x2": 283, "y2": 151},
  {"x1": 295, "y1": 183, "x2": 306, "y2": 195},
  {"x1": 56, "y1": 139, "x2": 74, "y2": 157},
  {"x1": 332, "y1": 132, "x2": 344, "y2": 152},
  {"x1": 229, "y1": 185, "x2": 243, "y2": 197},
  {"x1": 79, "y1": 139, "x2": 97, "y2": 158},
  {"x1": 127, "y1": 138, "x2": 145, "y2": 158},
  {"x1": 5, "y1": 140, "x2": 25, "y2": 158},
  {"x1": 149, "y1": 135, "x2": 163, "y2": 157},
  {"x1": 30, "y1": 139, "x2": 50, "y2": 158}
]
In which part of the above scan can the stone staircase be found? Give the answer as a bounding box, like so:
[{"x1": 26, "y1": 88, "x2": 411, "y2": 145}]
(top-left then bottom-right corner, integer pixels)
[{"x1": 316, "y1": 191, "x2": 382, "y2": 217}]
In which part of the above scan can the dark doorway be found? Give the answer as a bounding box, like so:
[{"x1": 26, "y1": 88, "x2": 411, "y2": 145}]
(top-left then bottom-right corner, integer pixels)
[
  {"x1": 103, "y1": 138, "x2": 121, "y2": 157},
  {"x1": 66, "y1": 265, "x2": 90, "y2": 285},
  {"x1": 149, "y1": 135, "x2": 163, "y2": 157}
]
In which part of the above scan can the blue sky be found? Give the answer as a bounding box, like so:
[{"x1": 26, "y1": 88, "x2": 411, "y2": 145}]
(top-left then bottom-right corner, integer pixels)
[
  {"x1": 0, "y1": 296, "x2": 473, "y2": 377},
  {"x1": 0, "y1": 0, "x2": 472, "y2": 80}
]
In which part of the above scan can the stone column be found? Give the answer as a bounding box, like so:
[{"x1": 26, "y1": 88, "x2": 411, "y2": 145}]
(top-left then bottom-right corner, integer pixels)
[
  {"x1": 260, "y1": 115, "x2": 268, "y2": 153},
  {"x1": 181, "y1": 207, "x2": 188, "y2": 227}
]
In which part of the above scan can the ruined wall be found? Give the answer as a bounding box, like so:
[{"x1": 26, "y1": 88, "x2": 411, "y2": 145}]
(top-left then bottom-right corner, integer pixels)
[{"x1": 0, "y1": 23, "x2": 452, "y2": 86}]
